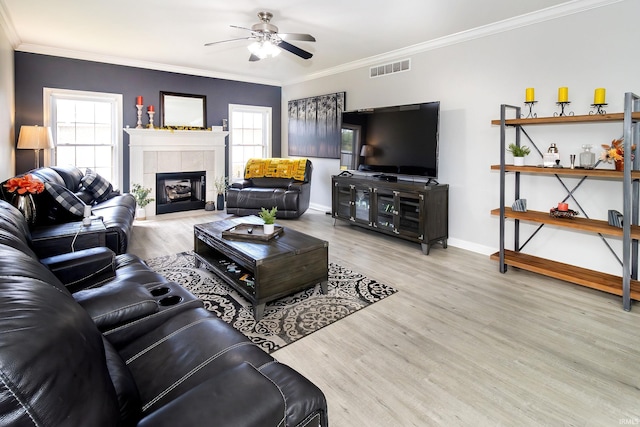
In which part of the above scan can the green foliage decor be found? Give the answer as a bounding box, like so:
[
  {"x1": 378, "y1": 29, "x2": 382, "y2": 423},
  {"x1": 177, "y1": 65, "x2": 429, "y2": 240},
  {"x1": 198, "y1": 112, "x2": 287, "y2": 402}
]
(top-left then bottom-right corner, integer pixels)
[
  {"x1": 131, "y1": 183, "x2": 154, "y2": 207},
  {"x1": 259, "y1": 207, "x2": 277, "y2": 224},
  {"x1": 507, "y1": 143, "x2": 531, "y2": 157}
]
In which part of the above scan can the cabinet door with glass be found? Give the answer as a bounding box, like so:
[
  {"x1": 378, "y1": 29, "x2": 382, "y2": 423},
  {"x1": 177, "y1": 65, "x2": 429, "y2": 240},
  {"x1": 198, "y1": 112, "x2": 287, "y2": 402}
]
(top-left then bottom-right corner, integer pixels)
[
  {"x1": 395, "y1": 192, "x2": 423, "y2": 239},
  {"x1": 332, "y1": 181, "x2": 371, "y2": 224},
  {"x1": 374, "y1": 190, "x2": 423, "y2": 239},
  {"x1": 373, "y1": 189, "x2": 395, "y2": 233}
]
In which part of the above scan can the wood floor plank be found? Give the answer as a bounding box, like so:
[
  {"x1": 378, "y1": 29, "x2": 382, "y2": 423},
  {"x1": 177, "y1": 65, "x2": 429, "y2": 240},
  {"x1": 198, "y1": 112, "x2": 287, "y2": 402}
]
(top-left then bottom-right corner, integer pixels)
[{"x1": 127, "y1": 209, "x2": 640, "y2": 426}]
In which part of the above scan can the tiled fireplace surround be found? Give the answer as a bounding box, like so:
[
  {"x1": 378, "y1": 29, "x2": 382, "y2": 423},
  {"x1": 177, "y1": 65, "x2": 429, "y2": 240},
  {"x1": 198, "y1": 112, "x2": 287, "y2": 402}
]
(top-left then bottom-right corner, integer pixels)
[{"x1": 125, "y1": 127, "x2": 228, "y2": 217}]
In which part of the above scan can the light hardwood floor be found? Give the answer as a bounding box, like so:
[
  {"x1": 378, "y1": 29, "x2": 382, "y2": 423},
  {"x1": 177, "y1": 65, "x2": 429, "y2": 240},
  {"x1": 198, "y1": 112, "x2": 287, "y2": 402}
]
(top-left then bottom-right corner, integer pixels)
[{"x1": 128, "y1": 209, "x2": 640, "y2": 427}]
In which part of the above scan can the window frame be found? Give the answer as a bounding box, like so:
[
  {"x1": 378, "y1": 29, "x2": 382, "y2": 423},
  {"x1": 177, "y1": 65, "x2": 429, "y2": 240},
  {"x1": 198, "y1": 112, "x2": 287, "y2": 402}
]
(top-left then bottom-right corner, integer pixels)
[
  {"x1": 228, "y1": 104, "x2": 272, "y2": 182},
  {"x1": 43, "y1": 88, "x2": 124, "y2": 190}
]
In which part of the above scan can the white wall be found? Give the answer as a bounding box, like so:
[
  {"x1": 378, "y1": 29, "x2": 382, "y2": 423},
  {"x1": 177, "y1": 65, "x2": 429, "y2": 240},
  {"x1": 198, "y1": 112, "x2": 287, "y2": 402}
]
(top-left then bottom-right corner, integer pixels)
[
  {"x1": 282, "y1": 0, "x2": 638, "y2": 275},
  {"x1": 0, "y1": 15, "x2": 15, "y2": 180}
]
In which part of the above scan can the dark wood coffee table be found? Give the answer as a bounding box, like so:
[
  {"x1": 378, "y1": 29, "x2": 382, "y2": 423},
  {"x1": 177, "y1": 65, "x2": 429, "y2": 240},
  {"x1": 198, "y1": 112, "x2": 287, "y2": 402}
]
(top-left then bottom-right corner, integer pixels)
[{"x1": 193, "y1": 216, "x2": 328, "y2": 320}]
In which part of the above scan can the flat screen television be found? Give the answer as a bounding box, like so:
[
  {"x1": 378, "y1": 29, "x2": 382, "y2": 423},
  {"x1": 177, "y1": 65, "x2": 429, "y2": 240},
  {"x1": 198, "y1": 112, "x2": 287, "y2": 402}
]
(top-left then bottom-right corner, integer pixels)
[{"x1": 342, "y1": 101, "x2": 440, "y2": 180}]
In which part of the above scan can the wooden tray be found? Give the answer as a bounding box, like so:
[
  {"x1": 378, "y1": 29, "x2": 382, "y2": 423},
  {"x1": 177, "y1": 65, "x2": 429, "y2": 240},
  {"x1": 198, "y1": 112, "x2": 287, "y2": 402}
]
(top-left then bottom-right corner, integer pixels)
[{"x1": 222, "y1": 224, "x2": 283, "y2": 241}]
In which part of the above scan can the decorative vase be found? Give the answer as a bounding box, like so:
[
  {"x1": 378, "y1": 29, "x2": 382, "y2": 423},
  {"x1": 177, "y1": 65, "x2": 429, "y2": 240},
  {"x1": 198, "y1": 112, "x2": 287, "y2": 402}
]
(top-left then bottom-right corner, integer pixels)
[
  {"x1": 615, "y1": 160, "x2": 624, "y2": 171},
  {"x1": 216, "y1": 193, "x2": 224, "y2": 211},
  {"x1": 263, "y1": 223, "x2": 274, "y2": 235},
  {"x1": 580, "y1": 144, "x2": 595, "y2": 169},
  {"x1": 11, "y1": 193, "x2": 36, "y2": 226},
  {"x1": 513, "y1": 156, "x2": 525, "y2": 166},
  {"x1": 136, "y1": 207, "x2": 146, "y2": 220}
]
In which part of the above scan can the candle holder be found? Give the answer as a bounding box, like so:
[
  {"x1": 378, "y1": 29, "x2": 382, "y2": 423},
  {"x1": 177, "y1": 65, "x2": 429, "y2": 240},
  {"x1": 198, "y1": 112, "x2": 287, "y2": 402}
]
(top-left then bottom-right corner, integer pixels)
[
  {"x1": 522, "y1": 101, "x2": 537, "y2": 119},
  {"x1": 147, "y1": 111, "x2": 155, "y2": 129},
  {"x1": 589, "y1": 103, "x2": 607, "y2": 115},
  {"x1": 136, "y1": 105, "x2": 144, "y2": 129},
  {"x1": 553, "y1": 101, "x2": 574, "y2": 117}
]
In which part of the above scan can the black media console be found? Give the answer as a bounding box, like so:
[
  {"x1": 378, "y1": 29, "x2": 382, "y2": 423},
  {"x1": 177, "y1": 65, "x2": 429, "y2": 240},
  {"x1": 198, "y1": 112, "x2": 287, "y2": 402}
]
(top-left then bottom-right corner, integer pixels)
[{"x1": 331, "y1": 174, "x2": 448, "y2": 254}]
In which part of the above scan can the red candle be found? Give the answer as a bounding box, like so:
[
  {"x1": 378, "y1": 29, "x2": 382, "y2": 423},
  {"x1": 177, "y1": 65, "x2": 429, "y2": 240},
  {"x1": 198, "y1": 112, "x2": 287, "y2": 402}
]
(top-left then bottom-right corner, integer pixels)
[
  {"x1": 148, "y1": 105, "x2": 154, "y2": 112},
  {"x1": 136, "y1": 96, "x2": 143, "y2": 105}
]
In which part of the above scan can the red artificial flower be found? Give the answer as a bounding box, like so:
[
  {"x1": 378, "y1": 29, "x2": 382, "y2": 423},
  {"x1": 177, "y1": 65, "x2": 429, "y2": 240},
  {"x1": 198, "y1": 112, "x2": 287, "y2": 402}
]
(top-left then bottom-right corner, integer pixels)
[{"x1": 3, "y1": 174, "x2": 44, "y2": 194}]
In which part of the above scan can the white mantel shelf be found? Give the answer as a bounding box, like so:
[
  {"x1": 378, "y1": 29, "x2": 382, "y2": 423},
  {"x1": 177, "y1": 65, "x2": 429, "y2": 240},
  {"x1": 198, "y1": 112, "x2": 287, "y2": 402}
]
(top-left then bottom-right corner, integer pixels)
[{"x1": 125, "y1": 126, "x2": 228, "y2": 217}]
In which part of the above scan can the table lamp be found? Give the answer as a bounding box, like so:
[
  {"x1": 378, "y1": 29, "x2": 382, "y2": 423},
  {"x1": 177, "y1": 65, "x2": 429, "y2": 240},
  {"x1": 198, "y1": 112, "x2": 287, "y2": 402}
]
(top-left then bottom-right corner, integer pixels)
[
  {"x1": 360, "y1": 145, "x2": 374, "y2": 158},
  {"x1": 17, "y1": 125, "x2": 54, "y2": 169}
]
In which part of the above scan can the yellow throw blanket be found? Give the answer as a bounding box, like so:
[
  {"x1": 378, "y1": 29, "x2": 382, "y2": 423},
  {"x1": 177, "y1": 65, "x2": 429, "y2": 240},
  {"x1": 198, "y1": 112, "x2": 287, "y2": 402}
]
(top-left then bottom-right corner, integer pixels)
[{"x1": 244, "y1": 158, "x2": 308, "y2": 181}]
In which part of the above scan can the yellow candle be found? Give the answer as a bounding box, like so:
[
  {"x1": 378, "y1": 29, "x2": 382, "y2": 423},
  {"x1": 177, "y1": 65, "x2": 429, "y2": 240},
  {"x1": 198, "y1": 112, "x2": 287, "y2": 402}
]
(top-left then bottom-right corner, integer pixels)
[
  {"x1": 525, "y1": 88, "x2": 535, "y2": 102},
  {"x1": 558, "y1": 87, "x2": 569, "y2": 103},
  {"x1": 594, "y1": 88, "x2": 606, "y2": 104}
]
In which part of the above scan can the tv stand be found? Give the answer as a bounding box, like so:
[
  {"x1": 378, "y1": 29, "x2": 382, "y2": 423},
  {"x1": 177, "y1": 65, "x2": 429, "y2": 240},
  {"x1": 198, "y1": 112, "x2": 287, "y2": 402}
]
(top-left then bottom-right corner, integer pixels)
[{"x1": 332, "y1": 174, "x2": 448, "y2": 254}]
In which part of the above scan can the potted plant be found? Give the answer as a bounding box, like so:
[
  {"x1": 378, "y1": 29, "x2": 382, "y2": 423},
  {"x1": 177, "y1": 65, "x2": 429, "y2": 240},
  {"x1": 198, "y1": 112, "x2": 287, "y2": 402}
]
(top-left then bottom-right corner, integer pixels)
[
  {"x1": 259, "y1": 206, "x2": 277, "y2": 234},
  {"x1": 214, "y1": 176, "x2": 227, "y2": 211},
  {"x1": 507, "y1": 143, "x2": 531, "y2": 166},
  {"x1": 131, "y1": 183, "x2": 154, "y2": 220}
]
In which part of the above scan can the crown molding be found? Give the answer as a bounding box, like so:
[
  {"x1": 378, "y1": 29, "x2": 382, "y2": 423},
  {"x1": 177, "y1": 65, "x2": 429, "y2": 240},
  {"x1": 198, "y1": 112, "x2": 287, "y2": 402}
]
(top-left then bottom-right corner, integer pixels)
[
  {"x1": 14, "y1": 43, "x2": 282, "y2": 87},
  {"x1": 5, "y1": 0, "x2": 625, "y2": 88},
  {"x1": 284, "y1": 0, "x2": 625, "y2": 85},
  {"x1": 0, "y1": 0, "x2": 20, "y2": 47}
]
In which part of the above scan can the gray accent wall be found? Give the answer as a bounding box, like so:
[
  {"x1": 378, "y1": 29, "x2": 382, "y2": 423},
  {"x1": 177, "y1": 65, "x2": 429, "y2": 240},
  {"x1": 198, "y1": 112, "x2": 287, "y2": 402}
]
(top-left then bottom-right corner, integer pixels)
[{"x1": 14, "y1": 52, "x2": 281, "y2": 190}]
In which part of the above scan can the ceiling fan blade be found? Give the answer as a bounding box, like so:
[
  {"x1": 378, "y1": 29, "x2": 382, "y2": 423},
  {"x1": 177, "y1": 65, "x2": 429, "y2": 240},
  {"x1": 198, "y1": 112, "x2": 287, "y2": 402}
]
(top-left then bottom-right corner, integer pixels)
[
  {"x1": 279, "y1": 33, "x2": 316, "y2": 42},
  {"x1": 230, "y1": 25, "x2": 253, "y2": 32},
  {"x1": 278, "y1": 40, "x2": 313, "y2": 60},
  {"x1": 204, "y1": 37, "x2": 251, "y2": 47},
  {"x1": 249, "y1": 53, "x2": 261, "y2": 62}
]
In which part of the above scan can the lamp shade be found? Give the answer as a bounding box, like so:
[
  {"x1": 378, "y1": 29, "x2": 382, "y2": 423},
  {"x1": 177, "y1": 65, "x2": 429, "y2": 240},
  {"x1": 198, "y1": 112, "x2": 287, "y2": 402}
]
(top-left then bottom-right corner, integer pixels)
[
  {"x1": 360, "y1": 145, "x2": 374, "y2": 157},
  {"x1": 17, "y1": 125, "x2": 54, "y2": 150}
]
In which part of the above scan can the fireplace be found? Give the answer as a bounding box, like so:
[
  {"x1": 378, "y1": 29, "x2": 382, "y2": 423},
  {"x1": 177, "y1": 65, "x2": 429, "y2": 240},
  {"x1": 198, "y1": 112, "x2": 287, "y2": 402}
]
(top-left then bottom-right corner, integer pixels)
[
  {"x1": 125, "y1": 127, "x2": 228, "y2": 218},
  {"x1": 156, "y1": 171, "x2": 206, "y2": 214}
]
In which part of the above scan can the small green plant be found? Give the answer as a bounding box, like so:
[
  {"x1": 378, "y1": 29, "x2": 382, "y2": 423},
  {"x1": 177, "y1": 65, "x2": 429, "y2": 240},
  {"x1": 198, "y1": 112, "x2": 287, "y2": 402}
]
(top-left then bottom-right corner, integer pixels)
[
  {"x1": 214, "y1": 176, "x2": 228, "y2": 195},
  {"x1": 259, "y1": 207, "x2": 277, "y2": 224},
  {"x1": 507, "y1": 143, "x2": 531, "y2": 157},
  {"x1": 131, "y1": 183, "x2": 154, "y2": 207}
]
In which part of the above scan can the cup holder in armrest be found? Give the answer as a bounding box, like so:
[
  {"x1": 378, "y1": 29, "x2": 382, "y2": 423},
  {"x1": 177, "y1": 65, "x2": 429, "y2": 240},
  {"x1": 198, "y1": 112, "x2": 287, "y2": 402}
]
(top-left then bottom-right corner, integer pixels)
[
  {"x1": 158, "y1": 295, "x2": 183, "y2": 306},
  {"x1": 150, "y1": 286, "x2": 171, "y2": 297}
]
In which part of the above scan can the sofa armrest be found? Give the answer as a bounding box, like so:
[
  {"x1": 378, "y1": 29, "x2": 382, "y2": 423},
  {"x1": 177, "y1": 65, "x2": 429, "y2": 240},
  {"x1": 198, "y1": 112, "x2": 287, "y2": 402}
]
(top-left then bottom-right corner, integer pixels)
[
  {"x1": 73, "y1": 282, "x2": 159, "y2": 331},
  {"x1": 288, "y1": 181, "x2": 309, "y2": 192},
  {"x1": 230, "y1": 180, "x2": 253, "y2": 189},
  {"x1": 40, "y1": 246, "x2": 116, "y2": 292},
  {"x1": 137, "y1": 362, "x2": 286, "y2": 427}
]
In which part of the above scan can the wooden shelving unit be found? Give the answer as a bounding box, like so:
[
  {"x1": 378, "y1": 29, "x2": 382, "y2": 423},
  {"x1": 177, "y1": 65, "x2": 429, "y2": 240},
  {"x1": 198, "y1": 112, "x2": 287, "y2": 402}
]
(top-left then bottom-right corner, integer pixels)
[
  {"x1": 492, "y1": 95, "x2": 640, "y2": 310},
  {"x1": 489, "y1": 250, "x2": 640, "y2": 300},
  {"x1": 491, "y1": 207, "x2": 640, "y2": 239},
  {"x1": 489, "y1": 164, "x2": 640, "y2": 180}
]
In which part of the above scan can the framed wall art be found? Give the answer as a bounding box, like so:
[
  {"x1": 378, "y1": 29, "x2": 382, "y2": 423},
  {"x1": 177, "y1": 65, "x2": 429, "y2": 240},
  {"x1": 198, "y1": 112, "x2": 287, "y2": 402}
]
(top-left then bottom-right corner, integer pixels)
[{"x1": 288, "y1": 91, "x2": 345, "y2": 158}]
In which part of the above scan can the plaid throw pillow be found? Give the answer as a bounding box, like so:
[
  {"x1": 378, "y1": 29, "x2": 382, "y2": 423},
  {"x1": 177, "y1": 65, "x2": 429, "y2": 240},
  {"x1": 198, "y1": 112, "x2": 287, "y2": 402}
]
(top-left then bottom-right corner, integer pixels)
[
  {"x1": 81, "y1": 169, "x2": 113, "y2": 203},
  {"x1": 45, "y1": 182, "x2": 86, "y2": 217}
]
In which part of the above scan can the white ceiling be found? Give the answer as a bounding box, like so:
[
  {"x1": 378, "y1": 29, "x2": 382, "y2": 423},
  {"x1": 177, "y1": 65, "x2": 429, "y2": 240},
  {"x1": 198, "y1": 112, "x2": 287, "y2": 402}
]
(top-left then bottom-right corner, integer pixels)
[{"x1": 0, "y1": 0, "x2": 605, "y2": 86}]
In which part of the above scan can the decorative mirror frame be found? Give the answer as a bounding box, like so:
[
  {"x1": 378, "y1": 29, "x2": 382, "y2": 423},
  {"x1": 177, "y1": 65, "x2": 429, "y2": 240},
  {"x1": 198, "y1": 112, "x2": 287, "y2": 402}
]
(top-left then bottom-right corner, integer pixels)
[{"x1": 160, "y1": 91, "x2": 207, "y2": 129}]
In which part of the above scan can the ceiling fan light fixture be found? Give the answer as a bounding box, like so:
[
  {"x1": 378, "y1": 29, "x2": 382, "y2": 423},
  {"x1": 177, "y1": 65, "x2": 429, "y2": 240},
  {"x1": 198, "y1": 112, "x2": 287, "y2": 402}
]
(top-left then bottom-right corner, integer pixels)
[{"x1": 247, "y1": 40, "x2": 280, "y2": 59}]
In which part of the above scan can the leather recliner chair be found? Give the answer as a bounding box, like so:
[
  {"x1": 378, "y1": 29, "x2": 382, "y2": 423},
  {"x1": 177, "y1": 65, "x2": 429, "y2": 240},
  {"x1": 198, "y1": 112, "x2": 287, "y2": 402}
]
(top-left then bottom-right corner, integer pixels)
[{"x1": 226, "y1": 158, "x2": 312, "y2": 219}]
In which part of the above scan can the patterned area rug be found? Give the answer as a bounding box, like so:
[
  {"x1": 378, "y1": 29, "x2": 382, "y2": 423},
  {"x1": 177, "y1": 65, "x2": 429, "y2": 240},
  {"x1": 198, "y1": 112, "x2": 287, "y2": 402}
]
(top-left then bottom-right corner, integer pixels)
[{"x1": 145, "y1": 251, "x2": 397, "y2": 353}]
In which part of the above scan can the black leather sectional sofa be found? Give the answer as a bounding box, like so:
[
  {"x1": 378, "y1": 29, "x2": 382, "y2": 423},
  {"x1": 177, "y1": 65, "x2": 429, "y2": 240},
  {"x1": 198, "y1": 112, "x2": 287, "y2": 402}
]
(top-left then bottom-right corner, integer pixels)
[
  {"x1": 0, "y1": 199, "x2": 327, "y2": 426},
  {"x1": 1, "y1": 165, "x2": 136, "y2": 254}
]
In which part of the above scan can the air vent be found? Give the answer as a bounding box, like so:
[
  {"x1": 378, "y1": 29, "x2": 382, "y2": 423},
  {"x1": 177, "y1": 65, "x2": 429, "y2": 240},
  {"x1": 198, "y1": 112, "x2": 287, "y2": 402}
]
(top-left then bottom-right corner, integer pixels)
[{"x1": 370, "y1": 59, "x2": 411, "y2": 78}]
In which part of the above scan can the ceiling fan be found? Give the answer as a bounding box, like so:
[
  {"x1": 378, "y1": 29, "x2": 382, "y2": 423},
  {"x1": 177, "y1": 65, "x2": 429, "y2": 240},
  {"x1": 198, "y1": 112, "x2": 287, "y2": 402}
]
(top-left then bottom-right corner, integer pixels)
[{"x1": 204, "y1": 11, "x2": 316, "y2": 62}]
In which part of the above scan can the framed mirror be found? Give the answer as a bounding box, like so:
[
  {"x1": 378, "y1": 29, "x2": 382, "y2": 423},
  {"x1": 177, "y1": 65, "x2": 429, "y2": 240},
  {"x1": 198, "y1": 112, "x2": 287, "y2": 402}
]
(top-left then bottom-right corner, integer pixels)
[{"x1": 160, "y1": 92, "x2": 207, "y2": 128}]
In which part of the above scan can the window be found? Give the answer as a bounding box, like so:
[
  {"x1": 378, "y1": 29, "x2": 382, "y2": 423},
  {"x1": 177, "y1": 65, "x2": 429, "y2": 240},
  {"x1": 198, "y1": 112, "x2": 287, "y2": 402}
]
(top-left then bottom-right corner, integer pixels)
[
  {"x1": 340, "y1": 124, "x2": 361, "y2": 170},
  {"x1": 44, "y1": 88, "x2": 123, "y2": 189},
  {"x1": 228, "y1": 104, "x2": 272, "y2": 181}
]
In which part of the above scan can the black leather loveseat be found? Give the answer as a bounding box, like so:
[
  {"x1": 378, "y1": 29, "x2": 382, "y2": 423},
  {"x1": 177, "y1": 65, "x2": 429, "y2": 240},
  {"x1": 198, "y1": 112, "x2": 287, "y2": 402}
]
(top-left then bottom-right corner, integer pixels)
[
  {"x1": 226, "y1": 158, "x2": 312, "y2": 219},
  {"x1": 0, "y1": 199, "x2": 327, "y2": 426},
  {"x1": 1, "y1": 165, "x2": 135, "y2": 254}
]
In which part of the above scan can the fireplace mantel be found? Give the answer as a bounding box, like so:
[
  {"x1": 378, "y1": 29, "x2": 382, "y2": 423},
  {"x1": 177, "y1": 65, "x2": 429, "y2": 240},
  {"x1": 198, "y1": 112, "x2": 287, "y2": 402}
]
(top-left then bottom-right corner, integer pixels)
[{"x1": 125, "y1": 127, "x2": 228, "y2": 217}]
